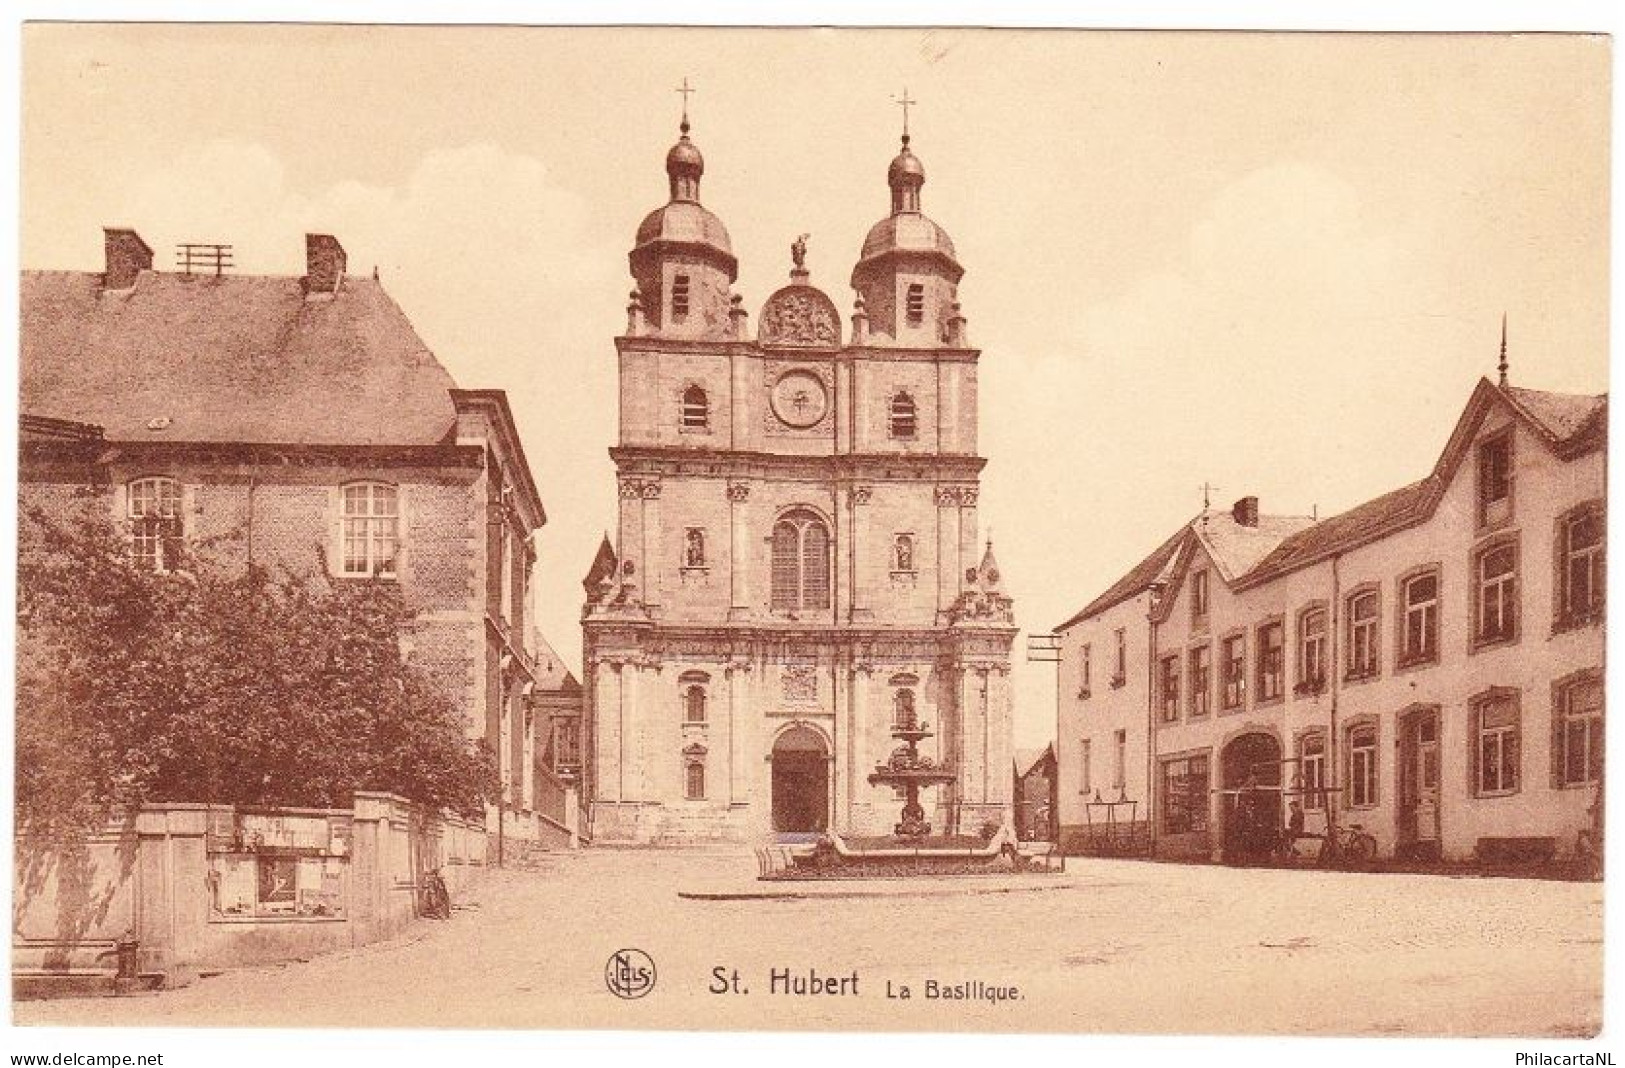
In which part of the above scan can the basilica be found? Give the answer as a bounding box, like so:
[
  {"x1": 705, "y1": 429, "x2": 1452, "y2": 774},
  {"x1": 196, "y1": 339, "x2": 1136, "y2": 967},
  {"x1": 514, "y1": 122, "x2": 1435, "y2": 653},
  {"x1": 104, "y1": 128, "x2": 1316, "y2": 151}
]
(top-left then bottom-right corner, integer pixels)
[{"x1": 581, "y1": 106, "x2": 1016, "y2": 844}]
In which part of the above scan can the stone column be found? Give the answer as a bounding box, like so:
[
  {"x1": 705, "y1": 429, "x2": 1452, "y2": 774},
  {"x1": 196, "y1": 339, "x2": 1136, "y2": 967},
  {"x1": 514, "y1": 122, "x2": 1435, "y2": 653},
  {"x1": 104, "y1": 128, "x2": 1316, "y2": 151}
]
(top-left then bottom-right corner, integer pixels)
[
  {"x1": 848, "y1": 485, "x2": 873, "y2": 621},
  {"x1": 727, "y1": 482, "x2": 750, "y2": 620},
  {"x1": 594, "y1": 659, "x2": 622, "y2": 803},
  {"x1": 725, "y1": 660, "x2": 750, "y2": 804},
  {"x1": 934, "y1": 486, "x2": 959, "y2": 620},
  {"x1": 986, "y1": 664, "x2": 1014, "y2": 807},
  {"x1": 617, "y1": 479, "x2": 640, "y2": 592},
  {"x1": 640, "y1": 481, "x2": 662, "y2": 610},
  {"x1": 958, "y1": 488, "x2": 980, "y2": 594},
  {"x1": 850, "y1": 661, "x2": 873, "y2": 830}
]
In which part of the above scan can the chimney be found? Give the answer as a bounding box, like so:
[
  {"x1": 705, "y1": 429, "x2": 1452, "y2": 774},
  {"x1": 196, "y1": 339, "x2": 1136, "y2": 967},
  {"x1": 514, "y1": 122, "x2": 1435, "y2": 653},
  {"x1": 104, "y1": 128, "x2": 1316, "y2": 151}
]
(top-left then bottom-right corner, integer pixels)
[
  {"x1": 303, "y1": 234, "x2": 347, "y2": 296},
  {"x1": 1232, "y1": 496, "x2": 1260, "y2": 528},
  {"x1": 103, "y1": 228, "x2": 153, "y2": 291}
]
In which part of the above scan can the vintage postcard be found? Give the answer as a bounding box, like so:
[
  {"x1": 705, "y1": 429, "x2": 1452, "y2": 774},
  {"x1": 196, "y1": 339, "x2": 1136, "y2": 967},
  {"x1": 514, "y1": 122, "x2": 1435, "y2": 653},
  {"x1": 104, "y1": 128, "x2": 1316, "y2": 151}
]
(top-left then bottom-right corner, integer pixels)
[{"x1": 8, "y1": 18, "x2": 1611, "y2": 1055}]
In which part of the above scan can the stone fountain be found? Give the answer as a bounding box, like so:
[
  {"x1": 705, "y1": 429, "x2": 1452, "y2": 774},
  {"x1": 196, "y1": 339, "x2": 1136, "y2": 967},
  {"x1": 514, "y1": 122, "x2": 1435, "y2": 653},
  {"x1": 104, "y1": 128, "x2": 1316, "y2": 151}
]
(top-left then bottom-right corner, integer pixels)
[{"x1": 867, "y1": 699, "x2": 956, "y2": 838}]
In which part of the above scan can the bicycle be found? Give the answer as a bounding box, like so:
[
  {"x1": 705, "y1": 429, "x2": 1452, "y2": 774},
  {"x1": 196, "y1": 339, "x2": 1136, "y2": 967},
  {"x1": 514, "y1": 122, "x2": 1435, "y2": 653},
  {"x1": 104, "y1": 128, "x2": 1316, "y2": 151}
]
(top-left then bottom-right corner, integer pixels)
[
  {"x1": 420, "y1": 867, "x2": 451, "y2": 919},
  {"x1": 1317, "y1": 823, "x2": 1377, "y2": 866}
]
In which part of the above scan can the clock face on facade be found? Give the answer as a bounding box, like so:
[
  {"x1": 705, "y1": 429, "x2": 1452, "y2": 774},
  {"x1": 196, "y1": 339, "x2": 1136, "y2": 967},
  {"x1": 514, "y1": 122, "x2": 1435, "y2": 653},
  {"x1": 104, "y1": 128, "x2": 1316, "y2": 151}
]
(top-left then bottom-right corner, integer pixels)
[{"x1": 769, "y1": 370, "x2": 829, "y2": 428}]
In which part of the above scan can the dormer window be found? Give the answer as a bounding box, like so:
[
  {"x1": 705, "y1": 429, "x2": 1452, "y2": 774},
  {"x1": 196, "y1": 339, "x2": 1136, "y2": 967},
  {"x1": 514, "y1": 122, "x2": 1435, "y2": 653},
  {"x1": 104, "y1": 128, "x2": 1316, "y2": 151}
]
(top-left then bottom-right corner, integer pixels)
[
  {"x1": 1477, "y1": 430, "x2": 1513, "y2": 527},
  {"x1": 680, "y1": 385, "x2": 709, "y2": 431},
  {"x1": 128, "y1": 476, "x2": 183, "y2": 572},
  {"x1": 889, "y1": 392, "x2": 917, "y2": 439},
  {"x1": 905, "y1": 283, "x2": 925, "y2": 326},
  {"x1": 672, "y1": 273, "x2": 691, "y2": 319}
]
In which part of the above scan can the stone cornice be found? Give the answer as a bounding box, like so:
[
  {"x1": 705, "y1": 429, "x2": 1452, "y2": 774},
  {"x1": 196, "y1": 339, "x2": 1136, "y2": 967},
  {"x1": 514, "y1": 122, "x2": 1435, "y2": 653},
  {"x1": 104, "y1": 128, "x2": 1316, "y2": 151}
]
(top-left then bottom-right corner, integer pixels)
[
  {"x1": 608, "y1": 446, "x2": 986, "y2": 481},
  {"x1": 615, "y1": 335, "x2": 980, "y2": 364}
]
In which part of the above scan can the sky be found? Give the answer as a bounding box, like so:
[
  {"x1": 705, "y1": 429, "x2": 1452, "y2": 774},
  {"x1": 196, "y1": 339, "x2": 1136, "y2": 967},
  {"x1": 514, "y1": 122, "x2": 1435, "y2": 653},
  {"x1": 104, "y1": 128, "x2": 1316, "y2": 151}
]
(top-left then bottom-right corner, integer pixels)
[{"x1": 19, "y1": 25, "x2": 1610, "y2": 747}]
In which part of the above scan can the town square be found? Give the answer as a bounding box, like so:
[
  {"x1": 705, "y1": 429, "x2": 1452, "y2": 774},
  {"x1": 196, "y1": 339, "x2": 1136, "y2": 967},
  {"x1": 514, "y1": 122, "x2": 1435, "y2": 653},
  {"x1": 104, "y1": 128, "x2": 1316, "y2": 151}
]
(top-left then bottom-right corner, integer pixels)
[{"x1": 9, "y1": 20, "x2": 1611, "y2": 1052}]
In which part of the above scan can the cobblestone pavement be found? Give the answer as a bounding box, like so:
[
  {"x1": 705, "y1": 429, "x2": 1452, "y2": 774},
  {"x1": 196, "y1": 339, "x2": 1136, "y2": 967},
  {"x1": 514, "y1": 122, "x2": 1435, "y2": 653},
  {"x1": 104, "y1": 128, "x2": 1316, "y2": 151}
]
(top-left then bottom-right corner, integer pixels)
[{"x1": 14, "y1": 848, "x2": 1602, "y2": 1036}]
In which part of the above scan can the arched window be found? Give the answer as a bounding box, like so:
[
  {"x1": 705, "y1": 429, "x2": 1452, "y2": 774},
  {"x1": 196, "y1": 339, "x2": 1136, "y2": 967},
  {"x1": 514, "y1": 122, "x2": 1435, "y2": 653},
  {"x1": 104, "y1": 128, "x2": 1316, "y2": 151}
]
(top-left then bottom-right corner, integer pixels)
[
  {"x1": 679, "y1": 671, "x2": 710, "y2": 724},
  {"x1": 889, "y1": 392, "x2": 917, "y2": 439},
  {"x1": 683, "y1": 743, "x2": 707, "y2": 800},
  {"x1": 680, "y1": 385, "x2": 709, "y2": 430},
  {"x1": 128, "y1": 476, "x2": 183, "y2": 572},
  {"x1": 684, "y1": 685, "x2": 707, "y2": 724},
  {"x1": 770, "y1": 509, "x2": 831, "y2": 613},
  {"x1": 340, "y1": 482, "x2": 400, "y2": 577}
]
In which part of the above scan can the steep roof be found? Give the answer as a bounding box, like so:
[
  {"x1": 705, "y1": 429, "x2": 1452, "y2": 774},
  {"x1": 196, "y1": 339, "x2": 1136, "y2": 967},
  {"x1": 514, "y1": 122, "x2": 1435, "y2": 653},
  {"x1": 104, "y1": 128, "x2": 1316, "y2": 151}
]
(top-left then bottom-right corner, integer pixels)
[
  {"x1": 20, "y1": 270, "x2": 460, "y2": 446},
  {"x1": 530, "y1": 630, "x2": 581, "y2": 695},
  {"x1": 1241, "y1": 481, "x2": 1433, "y2": 587},
  {"x1": 1194, "y1": 512, "x2": 1315, "y2": 583},
  {"x1": 1241, "y1": 380, "x2": 1606, "y2": 587},
  {"x1": 1054, "y1": 510, "x2": 1309, "y2": 632},
  {"x1": 1056, "y1": 380, "x2": 1605, "y2": 625},
  {"x1": 1053, "y1": 524, "x2": 1190, "y2": 632},
  {"x1": 1014, "y1": 743, "x2": 1054, "y2": 779},
  {"x1": 1500, "y1": 385, "x2": 1607, "y2": 447}
]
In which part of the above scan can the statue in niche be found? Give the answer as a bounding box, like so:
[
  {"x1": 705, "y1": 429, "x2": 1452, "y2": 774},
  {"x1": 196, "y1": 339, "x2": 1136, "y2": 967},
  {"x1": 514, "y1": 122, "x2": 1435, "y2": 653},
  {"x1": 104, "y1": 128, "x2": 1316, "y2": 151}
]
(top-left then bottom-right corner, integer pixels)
[{"x1": 684, "y1": 528, "x2": 706, "y2": 568}]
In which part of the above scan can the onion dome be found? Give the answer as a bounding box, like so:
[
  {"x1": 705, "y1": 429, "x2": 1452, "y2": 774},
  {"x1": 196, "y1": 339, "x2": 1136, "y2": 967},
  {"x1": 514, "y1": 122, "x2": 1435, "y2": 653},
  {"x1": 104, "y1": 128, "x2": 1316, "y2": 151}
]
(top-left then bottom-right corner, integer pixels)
[
  {"x1": 852, "y1": 134, "x2": 963, "y2": 287},
  {"x1": 631, "y1": 117, "x2": 737, "y2": 282}
]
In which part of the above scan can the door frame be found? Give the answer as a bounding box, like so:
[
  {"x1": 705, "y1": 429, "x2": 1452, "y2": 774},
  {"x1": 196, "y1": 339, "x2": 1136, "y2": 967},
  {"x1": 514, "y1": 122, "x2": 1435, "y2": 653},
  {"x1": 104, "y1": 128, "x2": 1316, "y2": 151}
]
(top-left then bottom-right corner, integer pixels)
[{"x1": 1396, "y1": 703, "x2": 1442, "y2": 857}]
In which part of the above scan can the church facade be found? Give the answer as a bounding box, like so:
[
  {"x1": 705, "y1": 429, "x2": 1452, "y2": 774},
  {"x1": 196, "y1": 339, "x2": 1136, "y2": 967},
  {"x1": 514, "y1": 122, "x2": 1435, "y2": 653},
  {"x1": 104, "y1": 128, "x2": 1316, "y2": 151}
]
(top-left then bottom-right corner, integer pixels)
[{"x1": 582, "y1": 112, "x2": 1017, "y2": 844}]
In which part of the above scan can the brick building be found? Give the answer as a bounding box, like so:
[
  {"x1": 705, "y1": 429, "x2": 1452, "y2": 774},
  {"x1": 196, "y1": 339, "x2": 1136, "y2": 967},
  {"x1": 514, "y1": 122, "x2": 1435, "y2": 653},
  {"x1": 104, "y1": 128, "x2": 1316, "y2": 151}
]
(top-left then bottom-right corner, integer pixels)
[
  {"x1": 19, "y1": 229, "x2": 567, "y2": 854},
  {"x1": 1055, "y1": 371, "x2": 1605, "y2": 864},
  {"x1": 582, "y1": 115, "x2": 1017, "y2": 844}
]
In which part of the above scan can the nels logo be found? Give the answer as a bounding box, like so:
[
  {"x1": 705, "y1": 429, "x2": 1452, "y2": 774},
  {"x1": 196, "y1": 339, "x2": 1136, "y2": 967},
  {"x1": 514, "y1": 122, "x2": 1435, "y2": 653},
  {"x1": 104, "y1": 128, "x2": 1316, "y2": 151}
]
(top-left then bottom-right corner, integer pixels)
[{"x1": 606, "y1": 948, "x2": 657, "y2": 1000}]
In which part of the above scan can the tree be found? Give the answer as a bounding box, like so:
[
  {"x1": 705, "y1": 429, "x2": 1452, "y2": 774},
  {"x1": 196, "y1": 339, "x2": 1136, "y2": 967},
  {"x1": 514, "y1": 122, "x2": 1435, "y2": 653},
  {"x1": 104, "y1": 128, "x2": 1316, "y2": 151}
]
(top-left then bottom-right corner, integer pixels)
[{"x1": 16, "y1": 492, "x2": 496, "y2": 839}]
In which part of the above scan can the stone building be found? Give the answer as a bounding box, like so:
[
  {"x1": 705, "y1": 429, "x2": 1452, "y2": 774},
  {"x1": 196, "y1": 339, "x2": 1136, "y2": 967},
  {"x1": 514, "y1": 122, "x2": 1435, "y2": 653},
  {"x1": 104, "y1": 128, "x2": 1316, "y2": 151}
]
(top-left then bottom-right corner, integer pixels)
[
  {"x1": 1055, "y1": 370, "x2": 1605, "y2": 864},
  {"x1": 582, "y1": 114, "x2": 1017, "y2": 844},
  {"x1": 19, "y1": 229, "x2": 568, "y2": 854}
]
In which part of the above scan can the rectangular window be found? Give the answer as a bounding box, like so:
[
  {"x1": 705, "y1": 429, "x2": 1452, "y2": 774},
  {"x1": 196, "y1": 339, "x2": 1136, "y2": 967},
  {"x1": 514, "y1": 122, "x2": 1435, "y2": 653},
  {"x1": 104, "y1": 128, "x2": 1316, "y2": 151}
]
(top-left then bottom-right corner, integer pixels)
[
  {"x1": 1348, "y1": 724, "x2": 1378, "y2": 807},
  {"x1": 341, "y1": 483, "x2": 400, "y2": 578},
  {"x1": 905, "y1": 283, "x2": 925, "y2": 325},
  {"x1": 1475, "y1": 541, "x2": 1518, "y2": 646},
  {"x1": 1477, "y1": 432, "x2": 1513, "y2": 527},
  {"x1": 1189, "y1": 646, "x2": 1212, "y2": 717},
  {"x1": 1474, "y1": 694, "x2": 1520, "y2": 796},
  {"x1": 1112, "y1": 628, "x2": 1127, "y2": 687},
  {"x1": 1560, "y1": 508, "x2": 1605, "y2": 625},
  {"x1": 1298, "y1": 607, "x2": 1327, "y2": 690},
  {"x1": 1080, "y1": 739, "x2": 1092, "y2": 795},
  {"x1": 1191, "y1": 570, "x2": 1209, "y2": 622},
  {"x1": 1161, "y1": 755, "x2": 1209, "y2": 835},
  {"x1": 1256, "y1": 621, "x2": 1284, "y2": 702},
  {"x1": 685, "y1": 761, "x2": 705, "y2": 801},
  {"x1": 128, "y1": 477, "x2": 183, "y2": 573},
  {"x1": 1400, "y1": 570, "x2": 1439, "y2": 666},
  {"x1": 1346, "y1": 590, "x2": 1379, "y2": 679},
  {"x1": 1113, "y1": 729, "x2": 1127, "y2": 790},
  {"x1": 1557, "y1": 677, "x2": 1604, "y2": 787},
  {"x1": 1080, "y1": 643, "x2": 1092, "y2": 697},
  {"x1": 1159, "y1": 654, "x2": 1181, "y2": 723},
  {"x1": 1220, "y1": 634, "x2": 1245, "y2": 710},
  {"x1": 1299, "y1": 733, "x2": 1326, "y2": 811},
  {"x1": 672, "y1": 273, "x2": 691, "y2": 318}
]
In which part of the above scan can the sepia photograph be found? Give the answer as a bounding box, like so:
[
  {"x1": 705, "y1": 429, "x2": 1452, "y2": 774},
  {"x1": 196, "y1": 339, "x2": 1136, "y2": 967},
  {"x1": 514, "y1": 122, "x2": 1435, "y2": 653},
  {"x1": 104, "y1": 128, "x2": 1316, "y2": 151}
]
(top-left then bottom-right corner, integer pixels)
[{"x1": 6, "y1": 11, "x2": 1614, "y2": 1060}]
